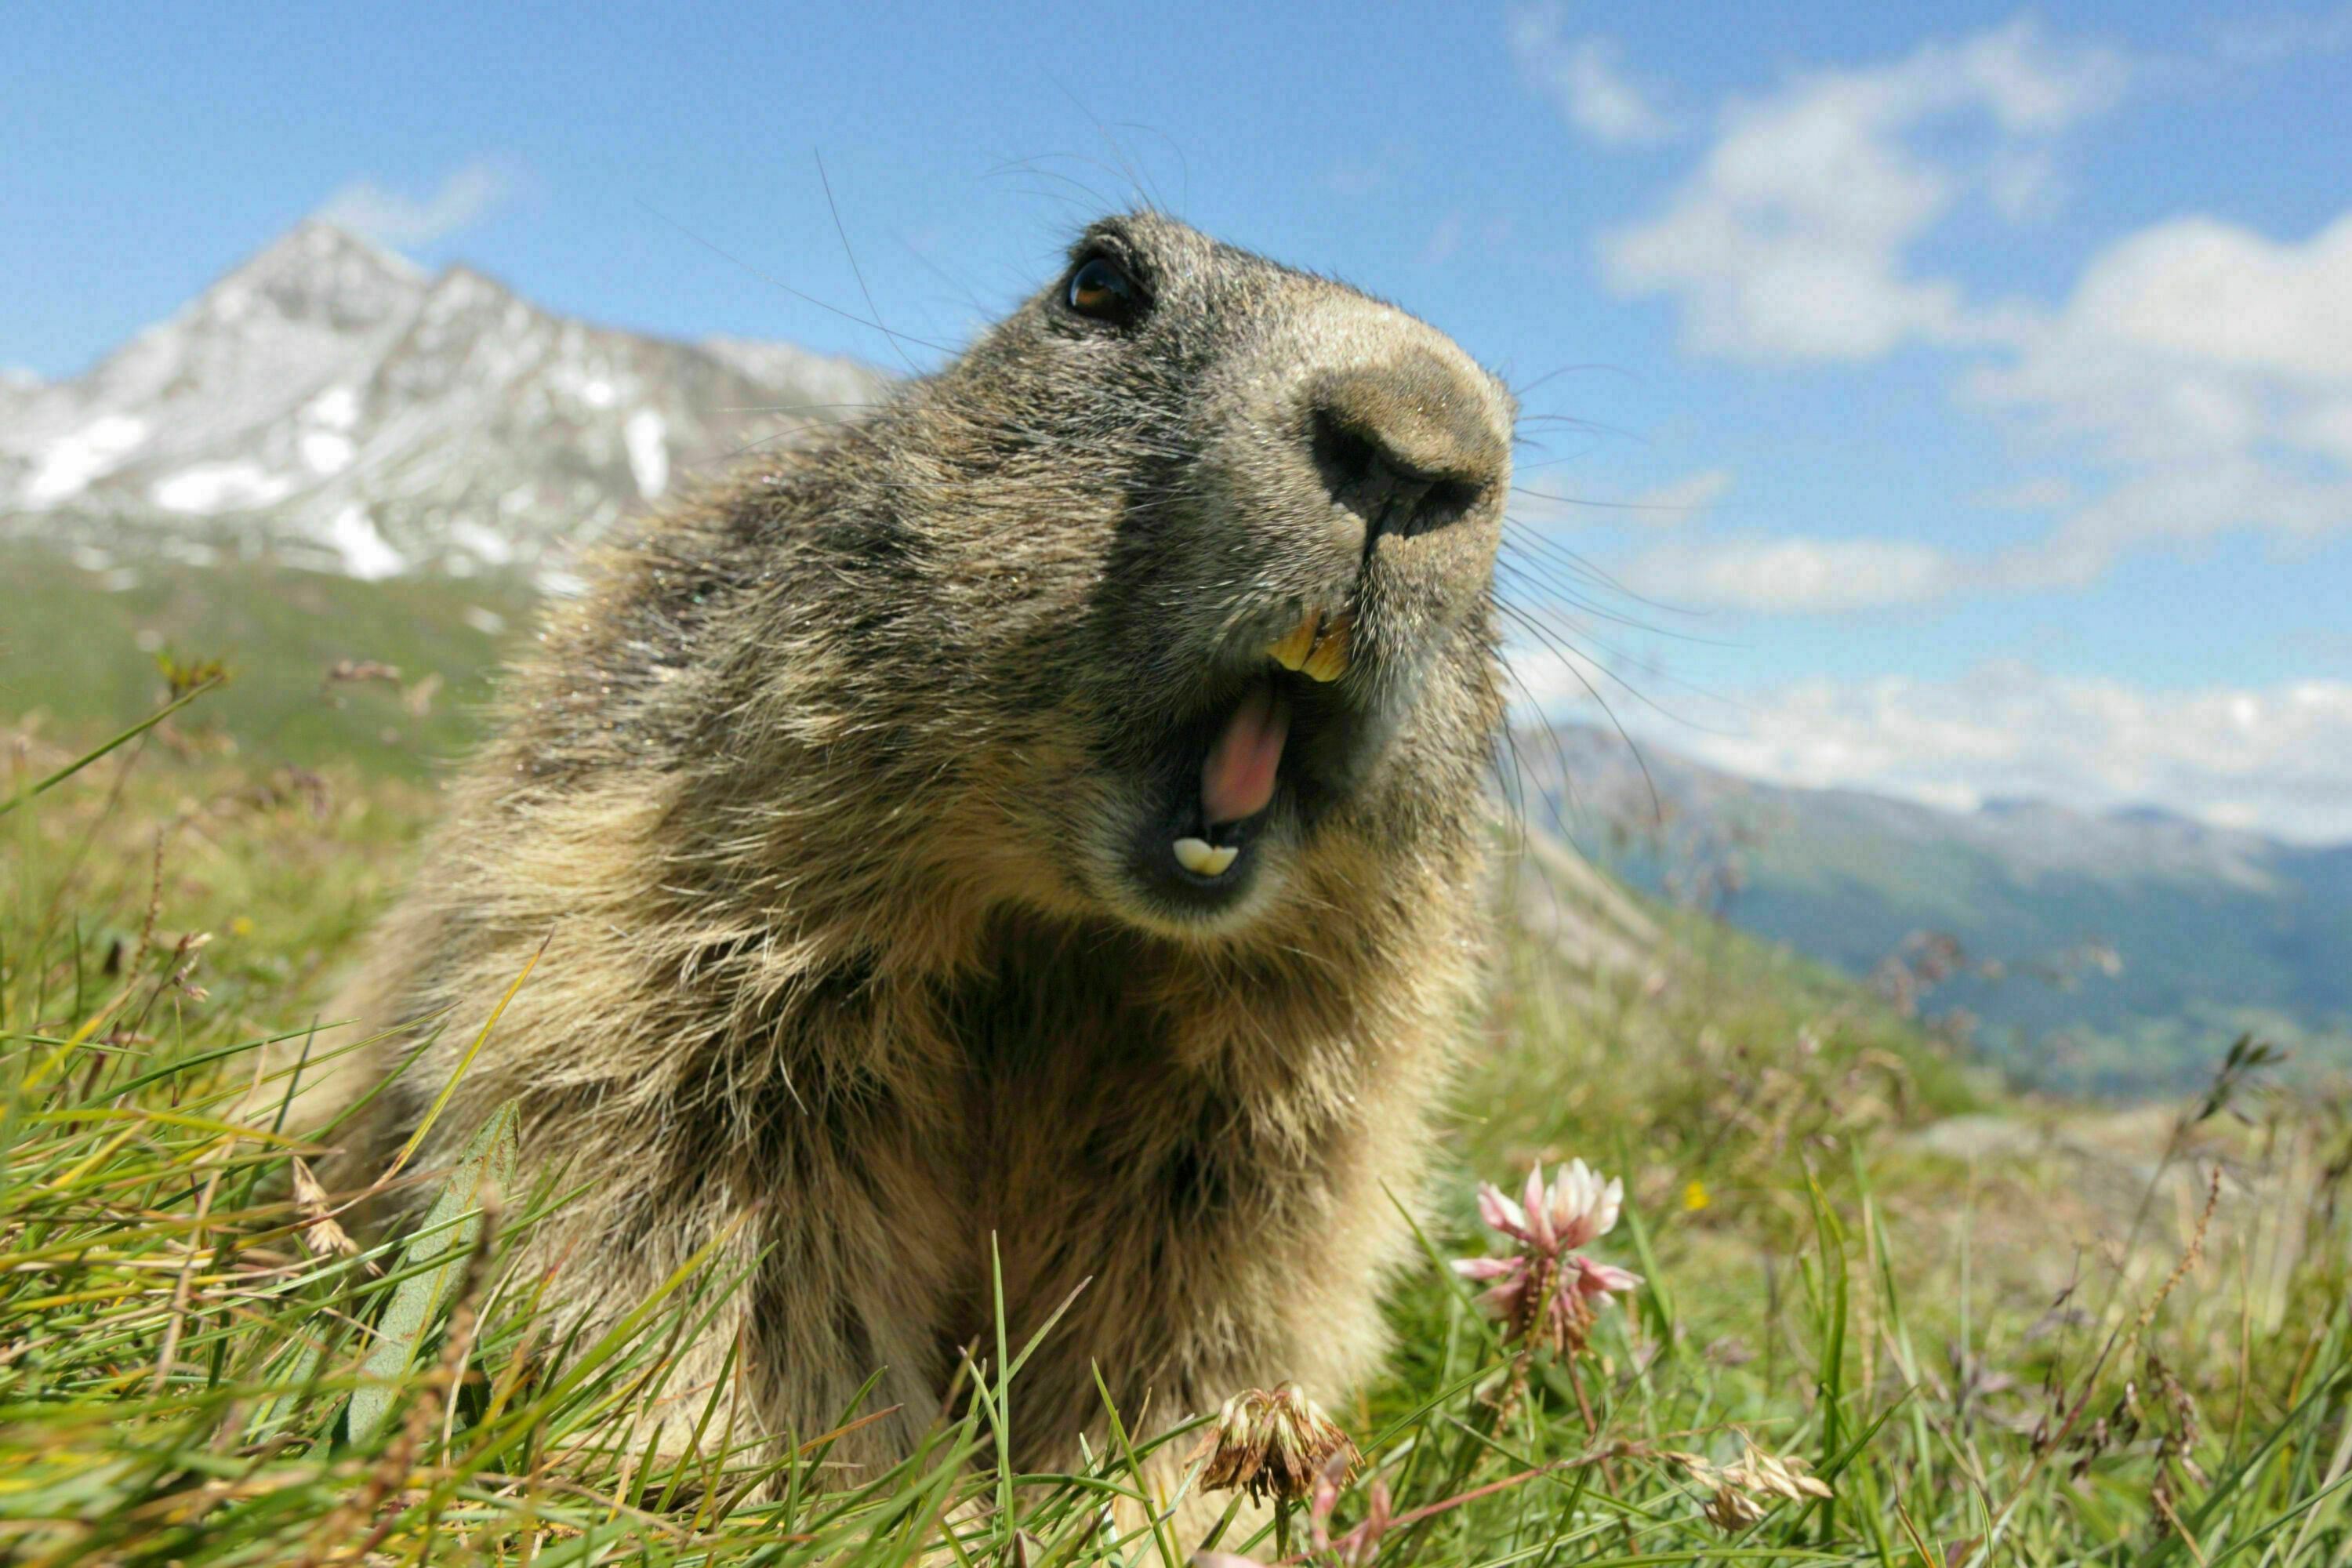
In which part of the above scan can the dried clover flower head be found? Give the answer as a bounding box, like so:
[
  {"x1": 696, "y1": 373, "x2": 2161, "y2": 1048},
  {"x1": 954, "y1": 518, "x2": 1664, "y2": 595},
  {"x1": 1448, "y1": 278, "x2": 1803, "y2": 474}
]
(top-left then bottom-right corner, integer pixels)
[{"x1": 1190, "y1": 1382, "x2": 1360, "y2": 1505}]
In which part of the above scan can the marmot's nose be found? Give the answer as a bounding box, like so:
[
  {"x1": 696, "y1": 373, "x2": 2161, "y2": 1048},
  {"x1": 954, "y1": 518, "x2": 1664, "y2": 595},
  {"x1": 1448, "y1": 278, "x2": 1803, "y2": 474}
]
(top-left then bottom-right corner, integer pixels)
[{"x1": 1307, "y1": 351, "x2": 1509, "y2": 547}]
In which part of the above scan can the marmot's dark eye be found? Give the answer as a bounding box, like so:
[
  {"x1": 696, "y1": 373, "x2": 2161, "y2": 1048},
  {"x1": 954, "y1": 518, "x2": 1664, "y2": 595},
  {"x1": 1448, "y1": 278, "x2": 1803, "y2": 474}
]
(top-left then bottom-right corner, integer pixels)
[{"x1": 1066, "y1": 256, "x2": 1143, "y2": 323}]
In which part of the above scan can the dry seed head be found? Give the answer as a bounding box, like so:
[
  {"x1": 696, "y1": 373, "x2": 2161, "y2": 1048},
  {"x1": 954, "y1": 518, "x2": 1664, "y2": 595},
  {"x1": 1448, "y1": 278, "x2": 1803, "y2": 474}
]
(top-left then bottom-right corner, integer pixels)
[
  {"x1": 1728, "y1": 1443, "x2": 1831, "y2": 1502},
  {"x1": 289, "y1": 1157, "x2": 361, "y2": 1265},
  {"x1": 1671, "y1": 1437, "x2": 1831, "y2": 1531},
  {"x1": 1705, "y1": 1484, "x2": 1767, "y2": 1534},
  {"x1": 1190, "y1": 1382, "x2": 1359, "y2": 1505}
]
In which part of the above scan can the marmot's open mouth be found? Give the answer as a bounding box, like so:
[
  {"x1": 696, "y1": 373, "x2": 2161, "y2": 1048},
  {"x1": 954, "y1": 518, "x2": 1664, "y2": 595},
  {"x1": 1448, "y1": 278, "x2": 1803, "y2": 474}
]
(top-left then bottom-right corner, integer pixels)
[{"x1": 1154, "y1": 606, "x2": 1353, "y2": 895}]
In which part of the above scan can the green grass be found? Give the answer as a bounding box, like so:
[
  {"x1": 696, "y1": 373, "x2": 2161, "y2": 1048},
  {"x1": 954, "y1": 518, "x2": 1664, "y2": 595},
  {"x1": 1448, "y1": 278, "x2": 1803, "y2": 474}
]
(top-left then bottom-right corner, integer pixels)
[
  {"x1": 5, "y1": 674, "x2": 2351, "y2": 1565},
  {"x1": 0, "y1": 543, "x2": 529, "y2": 782}
]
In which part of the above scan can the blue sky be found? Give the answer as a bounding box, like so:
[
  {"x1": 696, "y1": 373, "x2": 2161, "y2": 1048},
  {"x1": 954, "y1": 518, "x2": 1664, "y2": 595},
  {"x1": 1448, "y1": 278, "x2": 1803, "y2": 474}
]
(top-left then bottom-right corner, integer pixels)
[{"x1": 6, "y1": 2, "x2": 2350, "y2": 839}]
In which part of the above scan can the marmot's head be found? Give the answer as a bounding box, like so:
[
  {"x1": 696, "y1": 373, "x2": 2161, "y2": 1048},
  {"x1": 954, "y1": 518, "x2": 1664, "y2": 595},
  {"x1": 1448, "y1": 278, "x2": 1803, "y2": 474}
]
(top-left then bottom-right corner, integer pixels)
[{"x1": 879, "y1": 212, "x2": 1514, "y2": 940}]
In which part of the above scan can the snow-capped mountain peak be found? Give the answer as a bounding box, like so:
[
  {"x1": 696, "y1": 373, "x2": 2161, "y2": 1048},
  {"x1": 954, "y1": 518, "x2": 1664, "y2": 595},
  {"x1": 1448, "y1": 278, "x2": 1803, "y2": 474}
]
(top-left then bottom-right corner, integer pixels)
[{"x1": 1, "y1": 220, "x2": 887, "y2": 582}]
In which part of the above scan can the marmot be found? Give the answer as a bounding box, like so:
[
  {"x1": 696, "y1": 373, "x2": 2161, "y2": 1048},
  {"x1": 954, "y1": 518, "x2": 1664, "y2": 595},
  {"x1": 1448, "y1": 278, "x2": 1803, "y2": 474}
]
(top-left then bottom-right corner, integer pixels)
[{"x1": 321, "y1": 212, "x2": 1515, "y2": 1501}]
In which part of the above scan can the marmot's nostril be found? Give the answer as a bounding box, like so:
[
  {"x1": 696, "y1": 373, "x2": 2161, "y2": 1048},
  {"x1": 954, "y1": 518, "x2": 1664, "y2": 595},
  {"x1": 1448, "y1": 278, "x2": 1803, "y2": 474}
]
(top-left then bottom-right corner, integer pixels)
[
  {"x1": 1306, "y1": 354, "x2": 1505, "y2": 545},
  {"x1": 1311, "y1": 408, "x2": 1487, "y2": 543},
  {"x1": 1311, "y1": 414, "x2": 1385, "y2": 507}
]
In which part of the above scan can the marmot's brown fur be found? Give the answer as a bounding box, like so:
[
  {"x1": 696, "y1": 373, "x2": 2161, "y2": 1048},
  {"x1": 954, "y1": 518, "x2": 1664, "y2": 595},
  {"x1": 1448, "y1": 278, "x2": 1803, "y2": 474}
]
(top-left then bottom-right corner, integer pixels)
[{"x1": 320, "y1": 212, "x2": 1515, "y2": 1500}]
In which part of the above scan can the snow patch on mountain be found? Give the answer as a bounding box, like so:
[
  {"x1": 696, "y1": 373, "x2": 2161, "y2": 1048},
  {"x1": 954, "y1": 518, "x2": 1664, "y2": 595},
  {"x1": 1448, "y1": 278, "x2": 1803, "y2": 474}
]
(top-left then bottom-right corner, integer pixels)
[
  {"x1": 623, "y1": 409, "x2": 669, "y2": 499},
  {"x1": 151, "y1": 461, "x2": 296, "y2": 514},
  {"x1": 324, "y1": 504, "x2": 406, "y2": 579},
  {"x1": 24, "y1": 413, "x2": 151, "y2": 505},
  {"x1": 301, "y1": 431, "x2": 355, "y2": 474}
]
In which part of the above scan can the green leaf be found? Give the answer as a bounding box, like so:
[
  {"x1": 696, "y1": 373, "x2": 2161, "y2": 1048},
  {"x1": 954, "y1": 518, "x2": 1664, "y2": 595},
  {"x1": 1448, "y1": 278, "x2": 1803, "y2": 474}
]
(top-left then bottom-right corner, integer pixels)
[
  {"x1": 1614, "y1": 1141, "x2": 1676, "y2": 1357},
  {"x1": 1806, "y1": 1170, "x2": 1849, "y2": 1545},
  {"x1": 346, "y1": 1099, "x2": 519, "y2": 1446}
]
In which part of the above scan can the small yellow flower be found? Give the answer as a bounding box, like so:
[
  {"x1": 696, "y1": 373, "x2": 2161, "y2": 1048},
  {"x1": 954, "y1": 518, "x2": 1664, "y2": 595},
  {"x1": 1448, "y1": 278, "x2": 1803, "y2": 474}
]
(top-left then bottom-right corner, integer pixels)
[
  {"x1": 230, "y1": 915, "x2": 255, "y2": 938},
  {"x1": 1683, "y1": 1179, "x2": 1711, "y2": 1212}
]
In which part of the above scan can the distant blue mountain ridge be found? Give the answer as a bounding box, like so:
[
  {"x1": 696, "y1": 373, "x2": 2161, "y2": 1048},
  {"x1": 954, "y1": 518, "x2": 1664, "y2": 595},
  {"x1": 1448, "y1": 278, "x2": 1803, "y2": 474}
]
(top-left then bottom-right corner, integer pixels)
[{"x1": 1526, "y1": 723, "x2": 2352, "y2": 1097}]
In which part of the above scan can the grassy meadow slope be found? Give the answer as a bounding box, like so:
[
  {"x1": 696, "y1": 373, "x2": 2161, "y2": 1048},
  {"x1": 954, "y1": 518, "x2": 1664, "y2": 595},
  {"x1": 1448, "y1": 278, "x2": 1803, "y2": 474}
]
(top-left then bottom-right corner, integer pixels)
[
  {"x1": 2, "y1": 551, "x2": 2347, "y2": 1564},
  {"x1": 0, "y1": 544, "x2": 531, "y2": 782}
]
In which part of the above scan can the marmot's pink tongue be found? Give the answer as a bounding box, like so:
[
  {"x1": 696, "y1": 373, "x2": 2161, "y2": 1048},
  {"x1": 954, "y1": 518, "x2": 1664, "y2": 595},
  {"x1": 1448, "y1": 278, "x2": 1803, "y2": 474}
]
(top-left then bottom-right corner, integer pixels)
[{"x1": 1201, "y1": 684, "x2": 1290, "y2": 826}]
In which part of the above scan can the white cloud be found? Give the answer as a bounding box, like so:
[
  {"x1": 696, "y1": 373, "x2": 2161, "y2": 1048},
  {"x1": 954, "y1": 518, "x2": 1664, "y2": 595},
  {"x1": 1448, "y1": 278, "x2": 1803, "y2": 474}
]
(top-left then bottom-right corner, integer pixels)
[
  {"x1": 1628, "y1": 469, "x2": 1732, "y2": 525},
  {"x1": 2214, "y1": 7, "x2": 2352, "y2": 64},
  {"x1": 1569, "y1": 202, "x2": 2352, "y2": 607},
  {"x1": 1986, "y1": 146, "x2": 2064, "y2": 221},
  {"x1": 1599, "y1": 18, "x2": 2125, "y2": 361},
  {"x1": 2046, "y1": 213, "x2": 2352, "y2": 383},
  {"x1": 1581, "y1": 20, "x2": 2350, "y2": 590},
  {"x1": 1509, "y1": 12, "x2": 1676, "y2": 146},
  {"x1": 1976, "y1": 475, "x2": 2075, "y2": 510},
  {"x1": 1971, "y1": 213, "x2": 2352, "y2": 583},
  {"x1": 1420, "y1": 211, "x2": 1465, "y2": 267},
  {"x1": 317, "y1": 158, "x2": 521, "y2": 249},
  {"x1": 1523, "y1": 660, "x2": 2352, "y2": 843},
  {"x1": 1541, "y1": 18, "x2": 2352, "y2": 598},
  {"x1": 1621, "y1": 534, "x2": 1964, "y2": 612}
]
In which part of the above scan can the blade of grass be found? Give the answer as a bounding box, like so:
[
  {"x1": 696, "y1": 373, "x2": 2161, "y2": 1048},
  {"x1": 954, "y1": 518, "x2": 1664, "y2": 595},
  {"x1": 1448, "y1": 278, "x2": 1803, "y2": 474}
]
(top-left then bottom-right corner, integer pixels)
[{"x1": 0, "y1": 677, "x2": 225, "y2": 819}]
